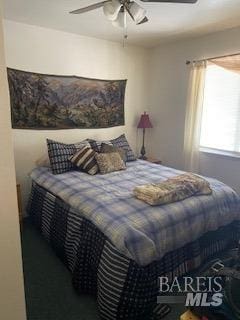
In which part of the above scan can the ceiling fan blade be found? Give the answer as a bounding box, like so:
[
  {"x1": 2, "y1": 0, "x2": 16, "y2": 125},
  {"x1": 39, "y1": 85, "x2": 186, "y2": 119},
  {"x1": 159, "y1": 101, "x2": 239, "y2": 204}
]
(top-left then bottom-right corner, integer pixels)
[
  {"x1": 69, "y1": 1, "x2": 110, "y2": 14},
  {"x1": 140, "y1": 0, "x2": 197, "y2": 3}
]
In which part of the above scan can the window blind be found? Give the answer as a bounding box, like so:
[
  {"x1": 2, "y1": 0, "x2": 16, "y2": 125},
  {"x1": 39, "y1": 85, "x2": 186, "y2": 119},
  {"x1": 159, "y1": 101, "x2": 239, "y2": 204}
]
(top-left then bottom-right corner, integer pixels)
[{"x1": 200, "y1": 63, "x2": 240, "y2": 153}]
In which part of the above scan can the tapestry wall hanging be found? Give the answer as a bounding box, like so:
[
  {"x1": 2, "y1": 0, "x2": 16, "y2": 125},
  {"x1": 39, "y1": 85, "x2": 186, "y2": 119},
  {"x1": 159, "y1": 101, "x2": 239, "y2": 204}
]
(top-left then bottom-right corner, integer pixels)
[{"x1": 7, "y1": 68, "x2": 126, "y2": 129}]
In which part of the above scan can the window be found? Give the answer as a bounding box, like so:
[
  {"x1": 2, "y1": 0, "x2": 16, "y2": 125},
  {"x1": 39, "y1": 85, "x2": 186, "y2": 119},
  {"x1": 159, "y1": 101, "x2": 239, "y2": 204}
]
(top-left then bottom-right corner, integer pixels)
[{"x1": 200, "y1": 63, "x2": 240, "y2": 155}]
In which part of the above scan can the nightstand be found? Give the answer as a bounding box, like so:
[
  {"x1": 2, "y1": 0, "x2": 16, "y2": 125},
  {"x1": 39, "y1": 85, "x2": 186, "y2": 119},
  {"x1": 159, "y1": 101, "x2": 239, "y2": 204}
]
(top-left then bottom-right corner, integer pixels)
[
  {"x1": 143, "y1": 157, "x2": 162, "y2": 165},
  {"x1": 16, "y1": 183, "x2": 23, "y2": 224}
]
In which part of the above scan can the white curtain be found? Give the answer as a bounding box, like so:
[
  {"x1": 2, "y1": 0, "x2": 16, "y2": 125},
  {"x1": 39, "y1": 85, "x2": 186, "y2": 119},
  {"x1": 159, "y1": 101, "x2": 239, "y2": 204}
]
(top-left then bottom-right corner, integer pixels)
[{"x1": 183, "y1": 61, "x2": 206, "y2": 173}]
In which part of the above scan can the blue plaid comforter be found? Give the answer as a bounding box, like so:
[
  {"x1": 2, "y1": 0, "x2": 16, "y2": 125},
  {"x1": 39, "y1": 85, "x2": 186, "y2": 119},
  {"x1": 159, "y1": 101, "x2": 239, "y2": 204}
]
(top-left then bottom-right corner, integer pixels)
[{"x1": 30, "y1": 160, "x2": 240, "y2": 266}]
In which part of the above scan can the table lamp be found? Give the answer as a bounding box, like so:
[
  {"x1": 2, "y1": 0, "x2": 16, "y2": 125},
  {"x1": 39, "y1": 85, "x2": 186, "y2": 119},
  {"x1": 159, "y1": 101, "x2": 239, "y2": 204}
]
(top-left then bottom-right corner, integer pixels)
[{"x1": 137, "y1": 111, "x2": 153, "y2": 159}]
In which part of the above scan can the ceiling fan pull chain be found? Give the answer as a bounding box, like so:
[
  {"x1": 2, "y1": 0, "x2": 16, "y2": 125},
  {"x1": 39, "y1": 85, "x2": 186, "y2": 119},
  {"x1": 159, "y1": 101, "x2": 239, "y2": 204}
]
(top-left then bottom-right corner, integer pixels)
[
  {"x1": 122, "y1": 9, "x2": 128, "y2": 48},
  {"x1": 123, "y1": 29, "x2": 128, "y2": 47}
]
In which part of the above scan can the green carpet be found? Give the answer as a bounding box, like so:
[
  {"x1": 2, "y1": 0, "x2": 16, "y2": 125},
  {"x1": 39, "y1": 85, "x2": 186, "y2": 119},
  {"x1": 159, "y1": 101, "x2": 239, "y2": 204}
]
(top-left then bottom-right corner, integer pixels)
[
  {"x1": 21, "y1": 220, "x2": 99, "y2": 320},
  {"x1": 21, "y1": 219, "x2": 184, "y2": 320}
]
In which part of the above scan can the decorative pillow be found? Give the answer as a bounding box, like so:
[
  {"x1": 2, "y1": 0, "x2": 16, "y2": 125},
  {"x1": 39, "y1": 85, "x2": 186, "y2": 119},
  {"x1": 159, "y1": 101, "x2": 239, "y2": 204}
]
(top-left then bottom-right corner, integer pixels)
[
  {"x1": 95, "y1": 152, "x2": 126, "y2": 174},
  {"x1": 69, "y1": 146, "x2": 98, "y2": 175},
  {"x1": 88, "y1": 139, "x2": 113, "y2": 152},
  {"x1": 110, "y1": 134, "x2": 136, "y2": 162},
  {"x1": 47, "y1": 139, "x2": 90, "y2": 174},
  {"x1": 100, "y1": 143, "x2": 127, "y2": 163}
]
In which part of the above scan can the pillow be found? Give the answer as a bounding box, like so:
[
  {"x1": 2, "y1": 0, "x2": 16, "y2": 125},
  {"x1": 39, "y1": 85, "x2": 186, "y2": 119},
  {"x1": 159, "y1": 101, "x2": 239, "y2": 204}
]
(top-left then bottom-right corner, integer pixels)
[
  {"x1": 95, "y1": 152, "x2": 126, "y2": 174},
  {"x1": 100, "y1": 143, "x2": 127, "y2": 163},
  {"x1": 47, "y1": 139, "x2": 90, "y2": 174},
  {"x1": 110, "y1": 134, "x2": 136, "y2": 162},
  {"x1": 69, "y1": 146, "x2": 98, "y2": 175},
  {"x1": 88, "y1": 139, "x2": 113, "y2": 152}
]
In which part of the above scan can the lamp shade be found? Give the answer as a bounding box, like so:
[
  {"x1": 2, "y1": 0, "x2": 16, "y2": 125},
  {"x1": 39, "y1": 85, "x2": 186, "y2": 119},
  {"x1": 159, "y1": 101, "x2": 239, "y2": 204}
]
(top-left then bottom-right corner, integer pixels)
[
  {"x1": 129, "y1": 2, "x2": 146, "y2": 24},
  {"x1": 137, "y1": 112, "x2": 153, "y2": 129},
  {"x1": 103, "y1": 0, "x2": 122, "y2": 21},
  {"x1": 112, "y1": 10, "x2": 127, "y2": 28}
]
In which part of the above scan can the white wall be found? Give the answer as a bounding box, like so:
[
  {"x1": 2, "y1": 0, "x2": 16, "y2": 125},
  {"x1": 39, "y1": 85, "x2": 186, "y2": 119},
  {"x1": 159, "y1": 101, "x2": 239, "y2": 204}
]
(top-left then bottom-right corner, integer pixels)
[
  {"x1": 4, "y1": 19, "x2": 240, "y2": 209},
  {"x1": 0, "y1": 7, "x2": 26, "y2": 320},
  {"x1": 149, "y1": 27, "x2": 240, "y2": 193},
  {"x1": 3, "y1": 20, "x2": 149, "y2": 211}
]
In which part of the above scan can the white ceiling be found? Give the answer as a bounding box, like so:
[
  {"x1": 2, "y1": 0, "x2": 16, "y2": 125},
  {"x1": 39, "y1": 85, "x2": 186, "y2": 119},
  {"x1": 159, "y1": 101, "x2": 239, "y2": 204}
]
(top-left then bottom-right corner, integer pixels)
[{"x1": 3, "y1": 0, "x2": 240, "y2": 47}]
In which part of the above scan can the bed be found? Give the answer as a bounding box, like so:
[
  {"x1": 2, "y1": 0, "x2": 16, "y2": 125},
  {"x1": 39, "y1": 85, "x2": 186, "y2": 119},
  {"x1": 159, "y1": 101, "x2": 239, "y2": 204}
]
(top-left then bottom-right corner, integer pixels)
[{"x1": 28, "y1": 160, "x2": 240, "y2": 320}]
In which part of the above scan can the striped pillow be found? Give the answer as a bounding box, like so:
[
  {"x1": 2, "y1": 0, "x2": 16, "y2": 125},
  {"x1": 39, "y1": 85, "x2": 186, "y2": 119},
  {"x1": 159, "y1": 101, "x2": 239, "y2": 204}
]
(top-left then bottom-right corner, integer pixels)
[{"x1": 69, "y1": 146, "x2": 98, "y2": 175}]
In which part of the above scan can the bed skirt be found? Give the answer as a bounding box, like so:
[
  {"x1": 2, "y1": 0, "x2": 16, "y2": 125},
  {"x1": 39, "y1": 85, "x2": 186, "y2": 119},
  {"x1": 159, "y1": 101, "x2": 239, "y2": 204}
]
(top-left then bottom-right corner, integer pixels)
[{"x1": 27, "y1": 182, "x2": 240, "y2": 320}]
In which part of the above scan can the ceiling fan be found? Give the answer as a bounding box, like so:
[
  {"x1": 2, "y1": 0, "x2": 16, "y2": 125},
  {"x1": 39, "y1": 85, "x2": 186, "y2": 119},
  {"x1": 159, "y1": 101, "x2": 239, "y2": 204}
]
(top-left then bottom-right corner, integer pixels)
[{"x1": 69, "y1": 0, "x2": 198, "y2": 28}]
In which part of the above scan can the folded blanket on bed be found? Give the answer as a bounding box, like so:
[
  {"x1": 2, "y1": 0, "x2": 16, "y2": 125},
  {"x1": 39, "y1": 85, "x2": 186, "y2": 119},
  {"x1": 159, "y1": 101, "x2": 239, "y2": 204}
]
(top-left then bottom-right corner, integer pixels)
[{"x1": 134, "y1": 173, "x2": 212, "y2": 206}]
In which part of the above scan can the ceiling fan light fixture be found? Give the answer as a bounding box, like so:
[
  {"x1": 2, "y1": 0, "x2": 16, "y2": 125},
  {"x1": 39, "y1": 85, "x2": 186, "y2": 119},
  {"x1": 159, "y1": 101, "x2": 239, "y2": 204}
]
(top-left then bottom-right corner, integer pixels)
[
  {"x1": 128, "y1": 2, "x2": 146, "y2": 24},
  {"x1": 103, "y1": 0, "x2": 122, "y2": 21},
  {"x1": 112, "y1": 10, "x2": 127, "y2": 28},
  {"x1": 137, "y1": 16, "x2": 148, "y2": 25}
]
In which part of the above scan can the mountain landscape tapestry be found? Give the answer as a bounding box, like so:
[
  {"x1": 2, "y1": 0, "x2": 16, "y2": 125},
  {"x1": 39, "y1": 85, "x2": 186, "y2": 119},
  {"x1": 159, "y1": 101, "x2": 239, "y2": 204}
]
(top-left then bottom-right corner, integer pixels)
[{"x1": 8, "y1": 68, "x2": 126, "y2": 129}]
